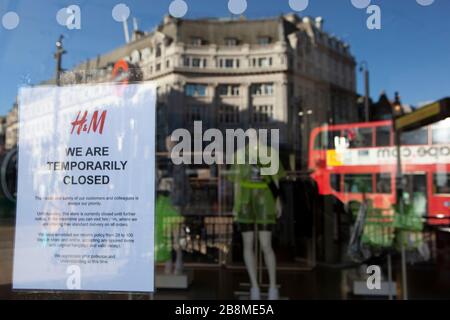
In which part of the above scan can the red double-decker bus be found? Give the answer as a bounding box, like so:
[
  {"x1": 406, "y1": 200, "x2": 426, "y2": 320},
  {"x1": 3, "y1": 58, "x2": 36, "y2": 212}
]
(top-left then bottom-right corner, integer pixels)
[{"x1": 308, "y1": 119, "x2": 450, "y2": 225}]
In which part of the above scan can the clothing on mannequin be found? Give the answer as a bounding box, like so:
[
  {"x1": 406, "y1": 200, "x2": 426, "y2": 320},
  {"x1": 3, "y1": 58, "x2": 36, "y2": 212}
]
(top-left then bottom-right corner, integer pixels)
[
  {"x1": 156, "y1": 137, "x2": 191, "y2": 275},
  {"x1": 230, "y1": 139, "x2": 285, "y2": 300},
  {"x1": 155, "y1": 193, "x2": 183, "y2": 272}
]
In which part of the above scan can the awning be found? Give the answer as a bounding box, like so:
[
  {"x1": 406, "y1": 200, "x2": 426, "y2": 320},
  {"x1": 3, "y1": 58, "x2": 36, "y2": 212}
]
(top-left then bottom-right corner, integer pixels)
[{"x1": 395, "y1": 97, "x2": 450, "y2": 132}]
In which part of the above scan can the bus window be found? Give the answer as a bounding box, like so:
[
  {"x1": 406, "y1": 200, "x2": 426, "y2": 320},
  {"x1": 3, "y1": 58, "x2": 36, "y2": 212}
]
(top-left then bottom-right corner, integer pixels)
[
  {"x1": 314, "y1": 130, "x2": 341, "y2": 150},
  {"x1": 376, "y1": 126, "x2": 391, "y2": 147},
  {"x1": 434, "y1": 173, "x2": 450, "y2": 194},
  {"x1": 330, "y1": 174, "x2": 342, "y2": 192},
  {"x1": 432, "y1": 127, "x2": 450, "y2": 145},
  {"x1": 400, "y1": 128, "x2": 428, "y2": 145},
  {"x1": 344, "y1": 174, "x2": 373, "y2": 193},
  {"x1": 344, "y1": 128, "x2": 373, "y2": 148},
  {"x1": 375, "y1": 173, "x2": 392, "y2": 194}
]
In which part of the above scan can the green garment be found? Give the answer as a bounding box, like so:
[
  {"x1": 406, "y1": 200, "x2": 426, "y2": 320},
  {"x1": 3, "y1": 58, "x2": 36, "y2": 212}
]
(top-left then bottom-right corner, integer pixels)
[
  {"x1": 155, "y1": 195, "x2": 182, "y2": 263},
  {"x1": 229, "y1": 144, "x2": 285, "y2": 225}
]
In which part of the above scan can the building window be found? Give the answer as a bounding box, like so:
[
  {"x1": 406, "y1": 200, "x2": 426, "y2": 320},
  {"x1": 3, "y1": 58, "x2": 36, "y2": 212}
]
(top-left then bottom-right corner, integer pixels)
[
  {"x1": 184, "y1": 57, "x2": 190, "y2": 67},
  {"x1": 192, "y1": 58, "x2": 201, "y2": 67},
  {"x1": 251, "y1": 83, "x2": 274, "y2": 96},
  {"x1": 191, "y1": 37, "x2": 203, "y2": 46},
  {"x1": 218, "y1": 85, "x2": 240, "y2": 96},
  {"x1": 231, "y1": 85, "x2": 240, "y2": 96},
  {"x1": 253, "y1": 105, "x2": 274, "y2": 123},
  {"x1": 142, "y1": 48, "x2": 152, "y2": 62},
  {"x1": 258, "y1": 57, "x2": 272, "y2": 67},
  {"x1": 187, "y1": 105, "x2": 205, "y2": 122},
  {"x1": 219, "y1": 58, "x2": 239, "y2": 69},
  {"x1": 225, "y1": 59, "x2": 234, "y2": 68},
  {"x1": 218, "y1": 85, "x2": 228, "y2": 96},
  {"x1": 219, "y1": 105, "x2": 240, "y2": 124},
  {"x1": 225, "y1": 38, "x2": 238, "y2": 46},
  {"x1": 257, "y1": 36, "x2": 272, "y2": 46},
  {"x1": 155, "y1": 44, "x2": 162, "y2": 57},
  {"x1": 156, "y1": 63, "x2": 161, "y2": 72},
  {"x1": 185, "y1": 84, "x2": 207, "y2": 97},
  {"x1": 166, "y1": 60, "x2": 170, "y2": 68}
]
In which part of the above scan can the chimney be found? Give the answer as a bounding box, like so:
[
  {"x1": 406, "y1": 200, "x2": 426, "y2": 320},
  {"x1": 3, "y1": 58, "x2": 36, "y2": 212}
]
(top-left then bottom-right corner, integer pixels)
[
  {"x1": 131, "y1": 17, "x2": 144, "y2": 41},
  {"x1": 315, "y1": 17, "x2": 324, "y2": 30},
  {"x1": 302, "y1": 16, "x2": 311, "y2": 24},
  {"x1": 164, "y1": 15, "x2": 174, "y2": 25},
  {"x1": 284, "y1": 13, "x2": 300, "y2": 24}
]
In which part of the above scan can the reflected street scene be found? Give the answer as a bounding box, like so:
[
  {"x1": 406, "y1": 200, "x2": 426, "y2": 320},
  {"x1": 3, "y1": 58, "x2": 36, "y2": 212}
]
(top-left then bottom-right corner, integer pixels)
[{"x1": 0, "y1": 0, "x2": 449, "y2": 301}]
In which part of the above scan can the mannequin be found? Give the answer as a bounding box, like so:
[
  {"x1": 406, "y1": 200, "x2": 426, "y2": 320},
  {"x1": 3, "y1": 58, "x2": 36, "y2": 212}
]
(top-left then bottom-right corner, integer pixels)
[
  {"x1": 154, "y1": 189, "x2": 183, "y2": 274},
  {"x1": 158, "y1": 136, "x2": 191, "y2": 275},
  {"x1": 164, "y1": 219, "x2": 184, "y2": 275},
  {"x1": 231, "y1": 135, "x2": 285, "y2": 300}
]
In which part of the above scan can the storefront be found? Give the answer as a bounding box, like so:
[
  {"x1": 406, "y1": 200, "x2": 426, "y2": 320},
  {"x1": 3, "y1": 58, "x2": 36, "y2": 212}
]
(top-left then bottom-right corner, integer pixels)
[{"x1": 0, "y1": 0, "x2": 449, "y2": 302}]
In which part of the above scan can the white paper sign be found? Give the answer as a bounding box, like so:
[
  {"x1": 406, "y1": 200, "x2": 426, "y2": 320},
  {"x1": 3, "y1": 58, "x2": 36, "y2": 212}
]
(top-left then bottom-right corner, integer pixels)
[{"x1": 13, "y1": 83, "x2": 156, "y2": 292}]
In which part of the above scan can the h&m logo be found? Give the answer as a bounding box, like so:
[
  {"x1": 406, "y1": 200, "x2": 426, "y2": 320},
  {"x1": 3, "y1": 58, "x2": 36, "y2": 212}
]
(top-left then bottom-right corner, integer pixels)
[{"x1": 71, "y1": 110, "x2": 107, "y2": 135}]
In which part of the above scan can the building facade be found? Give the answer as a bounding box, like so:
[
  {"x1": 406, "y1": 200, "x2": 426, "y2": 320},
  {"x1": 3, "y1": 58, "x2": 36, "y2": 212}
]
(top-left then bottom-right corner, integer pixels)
[
  {"x1": 5, "y1": 103, "x2": 17, "y2": 151},
  {"x1": 5, "y1": 14, "x2": 357, "y2": 168}
]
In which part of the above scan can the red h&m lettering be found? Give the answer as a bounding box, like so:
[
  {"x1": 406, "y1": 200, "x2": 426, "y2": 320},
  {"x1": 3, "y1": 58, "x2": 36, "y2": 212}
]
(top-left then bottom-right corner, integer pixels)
[{"x1": 71, "y1": 110, "x2": 107, "y2": 135}]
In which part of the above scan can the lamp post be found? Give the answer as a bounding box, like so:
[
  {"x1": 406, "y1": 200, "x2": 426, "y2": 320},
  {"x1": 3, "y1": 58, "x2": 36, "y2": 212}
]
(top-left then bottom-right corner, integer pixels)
[
  {"x1": 359, "y1": 61, "x2": 370, "y2": 122},
  {"x1": 54, "y1": 35, "x2": 66, "y2": 86},
  {"x1": 392, "y1": 92, "x2": 408, "y2": 300},
  {"x1": 299, "y1": 109, "x2": 313, "y2": 169}
]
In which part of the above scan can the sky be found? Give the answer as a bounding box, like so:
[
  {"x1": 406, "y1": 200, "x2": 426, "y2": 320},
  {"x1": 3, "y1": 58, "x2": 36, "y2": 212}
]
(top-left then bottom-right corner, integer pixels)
[{"x1": 0, "y1": 0, "x2": 449, "y2": 115}]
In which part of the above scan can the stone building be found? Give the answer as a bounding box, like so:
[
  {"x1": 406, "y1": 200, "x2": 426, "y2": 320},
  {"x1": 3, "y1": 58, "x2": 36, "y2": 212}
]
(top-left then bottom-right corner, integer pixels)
[
  {"x1": 0, "y1": 116, "x2": 7, "y2": 154},
  {"x1": 5, "y1": 103, "x2": 17, "y2": 151},
  {"x1": 6, "y1": 14, "x2": 358, "y2": 168}
]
